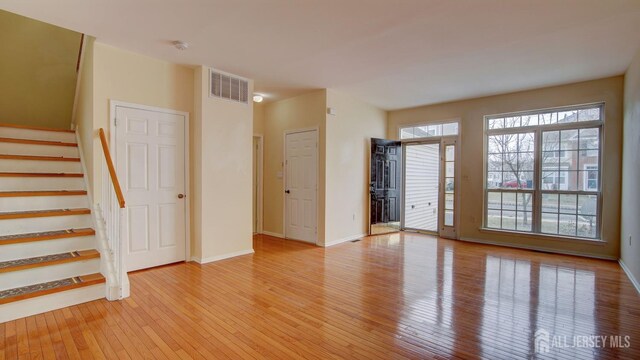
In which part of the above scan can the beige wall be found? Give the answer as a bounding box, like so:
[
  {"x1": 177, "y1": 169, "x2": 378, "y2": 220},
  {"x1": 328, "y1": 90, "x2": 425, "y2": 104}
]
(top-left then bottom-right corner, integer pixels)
[
  {"x1": 0, "y1": 10, "x2": 81, "y2": 129},
  {"x1": 621, "y1": 50, "x2": 640, "y2": 283},
  {"x1": 75, "y1": 36, "x2": 95, "y2": 188},
  {"x1": 192, "y1": 66, "x2": 254, "y2": 260},
  {"x1": 388, "y1": 76, "x2": 624, "y2": 259},
  {"x1": 262, "y1": 91, "x2": 327, "y2": 242},
  {"x1": 88, "y1": 42, "x2": 194, "y2": 204},
  {"x1": 325, "y1": 90, "x2": 386, "y2": 245}
]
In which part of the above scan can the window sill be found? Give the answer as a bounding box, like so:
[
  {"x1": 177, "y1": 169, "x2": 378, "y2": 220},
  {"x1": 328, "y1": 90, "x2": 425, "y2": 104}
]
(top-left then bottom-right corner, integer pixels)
[{"x1": 478, "y1": 227, "x2": 605, "y2": 245}]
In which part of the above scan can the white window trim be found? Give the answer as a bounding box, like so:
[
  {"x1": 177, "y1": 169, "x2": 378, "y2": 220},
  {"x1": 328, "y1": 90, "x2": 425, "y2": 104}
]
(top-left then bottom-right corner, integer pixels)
[{"x1": 483, "y1": 103, "x2": 604, "y2": 241}]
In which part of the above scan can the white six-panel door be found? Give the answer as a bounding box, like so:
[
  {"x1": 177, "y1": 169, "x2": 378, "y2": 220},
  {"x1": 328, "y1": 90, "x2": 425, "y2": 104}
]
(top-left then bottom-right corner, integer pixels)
[
  {"x1": 115, "y1": 105, "x2": 186, "y2": 272},
  {"x1": 285, "y1": 130, "x2": 317, "y2": 243}
]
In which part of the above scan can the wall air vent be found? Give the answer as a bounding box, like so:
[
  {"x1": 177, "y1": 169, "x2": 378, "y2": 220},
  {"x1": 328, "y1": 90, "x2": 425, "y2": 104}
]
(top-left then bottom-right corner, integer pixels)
[{"x1": 210, "y1": 69, "x2": 249, "y2": 104}]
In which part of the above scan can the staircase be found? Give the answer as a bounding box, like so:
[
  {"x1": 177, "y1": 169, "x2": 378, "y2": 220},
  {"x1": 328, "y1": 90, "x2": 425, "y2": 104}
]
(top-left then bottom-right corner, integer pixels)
[{"x1": 0, "y1": 123, "x2": 105, "y2": 323}]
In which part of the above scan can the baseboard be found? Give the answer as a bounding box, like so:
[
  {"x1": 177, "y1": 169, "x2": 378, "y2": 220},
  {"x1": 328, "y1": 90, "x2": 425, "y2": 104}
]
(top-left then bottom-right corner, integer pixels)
[
  {"x1": 619, "y1": 259, "x2": 640, "y2": 295},
  {"x1": 191, "y1": 248, "x2": 255, "y2": 264},
  {"x1": 324, "y1": 233, "x2": 367, "y2": 247},
  {"x1": 261, "y1": 231, "x2": 284, "y2": 238},
  {"x1": 458, "y1": 236, "x2": 618, "y2": 261}
]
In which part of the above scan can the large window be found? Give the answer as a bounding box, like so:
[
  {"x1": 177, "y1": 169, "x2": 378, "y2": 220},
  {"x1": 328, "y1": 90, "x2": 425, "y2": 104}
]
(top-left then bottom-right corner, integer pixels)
[{"x1": 484, "y1": 104, "x2": 602, "y2": 239}]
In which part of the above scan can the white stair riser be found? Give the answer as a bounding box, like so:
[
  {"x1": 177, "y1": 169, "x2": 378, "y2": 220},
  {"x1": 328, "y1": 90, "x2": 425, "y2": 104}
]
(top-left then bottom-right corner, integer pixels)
[
  {"x1": 0, "y1": 142, "x2": 79, "y2": 158},
  {"x1": 0, "y1": 258, "x2": 100, "y2": 291},
  {"x1": 0, "y1": 236, "x2": 96, "y2": 262},
  {"x1": 0, "y1": 195, "x2": 89, "y2": 212},
  {"x1": 0, "y1": 177, "x2": 85, "y2": 191},
  {"x1": 0, "y1": 283, "x2": 104, "y2": 323},
  {"x1": 0, "y1": 127, "x2": 76, "y2": 143},
  {"x1": 0, "y1": 214, "x2": 93, "y2": 236},
  {"x1": 0, "y1": 159, "x2": 81, "y2": 173}
]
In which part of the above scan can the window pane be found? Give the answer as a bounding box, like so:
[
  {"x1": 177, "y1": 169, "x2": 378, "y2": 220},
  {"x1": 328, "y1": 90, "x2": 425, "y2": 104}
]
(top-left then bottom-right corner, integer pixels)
[
  {"x1": 520, "y1": 171, "x2": 534, "y2": 189},
  {"x1": 444, "y1": 210, "x2": 454, "y2": 226},
  {"x1": 446, "y1": 162, "x2": 454, "y2": 177},
  {"x1": 518, "y1": 152, "x2": 534, "y2": 171},
  {"x1": 489, "y1": 118, "x2": 504, "y2": 129},
  {"x1": 502, "y1": 192, "x2": 516, "y2": 210},
  {"x1": 488, "y1": 172, "x2": 502, "y2": 189},
  {"x1": 487, "y1": 209, "x2": 501, "y2": 228},
  {"x1": 488, "y1": 154, "x2": 502, "y2": 171},
  {"x1": 502, "y1": 211, "x2": 516, "y2": 230},
  {"x1": 559, "y1": 194, "x2": 577, "y2": 214},
  {"x1": 558, "y1": 110, "x2": 577, "y2": 124},
  {"x1": 540, "y1": 112, "x2": 558, "y2": 125},
  {"x1": 505, "y1": 116, "x2": 521, "y2": 128},
  {"x1": 543, "y1": 131, "x2": 560, "y2": 152},
  {"x1": 445, "y1": 178, "x2": 454, "y2": 193},
  {"x1": 560, "y1": 130, "x2": 578, "y2": 150},
  {"x1": 542, "y1": 212, "x2": 559, "y2": 234},
  {"x1": 445, "y1": 194, "x2": 454, "y2": 210},
  {"x1": 521, "y1": 114, "x2": 538, "y2": 127},
  {"x1": 578, "y1": 108, "x2": 600, "y2": 122},
  {"x1": 577, "y1": 216, "x2": 597, "y2": 238},
  {"x1": 578, "y1": 195, "x2": 597, "y2": 216},
  {"x1": 488, "y1": 192, "x2": 502, "y2": 209},
  {"x1": 400, "y1": 127, "x2": 414, "y2": 139},
  {"x1": 442, "y1": 122, "x2": 459, "y2": 135},
  {"x1": 518, "y1": 133, "x2": 535, "y2": 152},
  {"x1": 559, "y1": 214, "x2": 577, "y2": 236},
  {"x1": 517, "y1": 212, "x2": 532, "y2": 231},
  {"x1": 579, "y1": 128, "x2": 599, "y2": 149},
  {"x1": 517, "y1": 193, "x2": 532, "y2": 212},
  {"x1": 445, "y1": 145, "x2": 455, "y2": 161},
  {"x1": 542, "y1": 193, "x2": 559, "y2": 213}
]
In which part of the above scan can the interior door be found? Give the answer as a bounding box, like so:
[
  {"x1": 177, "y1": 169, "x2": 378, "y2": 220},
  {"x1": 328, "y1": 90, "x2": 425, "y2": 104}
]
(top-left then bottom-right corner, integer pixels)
[
  {"x1": 285, "y1": 130, "x2": 317, "y2": 243},
  {"x1": 369, "y1": 138, "x2": 402, "y2": 235},
  {"x1": 115, "y1": 105, "x2": 186, "y2": 272},
  {"x1": 404, "y1": 142, "x2": 440, "y2": 232}
]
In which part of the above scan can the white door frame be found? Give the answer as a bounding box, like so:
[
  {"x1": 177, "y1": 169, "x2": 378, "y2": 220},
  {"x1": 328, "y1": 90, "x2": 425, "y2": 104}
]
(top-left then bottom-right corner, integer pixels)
[
  {"x1": 109, "y1": 100, "x2": 191, "y2": 265},
  {"x1": 253, "y1": 134, "x2": 264, "y2": 234},
  {"x1": 283, "y1": 127, "x2": 319, "y2": 245}
]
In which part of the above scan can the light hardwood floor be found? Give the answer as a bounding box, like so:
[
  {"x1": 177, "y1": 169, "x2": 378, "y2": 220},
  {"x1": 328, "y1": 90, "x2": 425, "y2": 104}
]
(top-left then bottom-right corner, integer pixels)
[{"x1": 1, "y1": 232, "x2": 639, "y2": 359}]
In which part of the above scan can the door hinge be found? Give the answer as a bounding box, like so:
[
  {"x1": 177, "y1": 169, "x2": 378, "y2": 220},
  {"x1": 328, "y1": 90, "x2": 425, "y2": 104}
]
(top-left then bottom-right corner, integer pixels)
[{"x1": 114, "y1": 118, "x2": 118, "y2": 126}]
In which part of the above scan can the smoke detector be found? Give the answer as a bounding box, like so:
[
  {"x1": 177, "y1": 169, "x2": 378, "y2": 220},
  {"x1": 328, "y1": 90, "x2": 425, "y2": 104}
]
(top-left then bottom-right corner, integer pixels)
[{"x1": 172, "y1": 41, "x2": 189, "y2": 50}]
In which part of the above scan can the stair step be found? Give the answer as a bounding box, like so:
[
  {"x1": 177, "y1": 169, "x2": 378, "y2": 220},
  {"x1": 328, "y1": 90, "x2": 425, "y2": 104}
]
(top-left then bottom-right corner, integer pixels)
[
  {"x1": 0, "y1": 123, "x2": 75, "y2": 133},
  {"x1": 0, "y1": 228, "x2": 95, "y2": 246},
  {"x1": 0, "y1": 137, "x2": 77, "y2": 147},
  {"x1": 0, "y1": 172, "x2": 83, "y2": 178},
  {"x1": 0, "y1": 154, "x2": 80, "y2": 162},
  {"x1": 0, "y1": 208, "x2": 91, "y2": 220},
  {"x1": 0, "y1": 190, "x2": 87, "y2": 197},
  {"x1": 0, "y1": 250, "x2": 100, "y2": 274},
  {"x1": 0, "y1": 273, "x2": 105, "y2": 305}
]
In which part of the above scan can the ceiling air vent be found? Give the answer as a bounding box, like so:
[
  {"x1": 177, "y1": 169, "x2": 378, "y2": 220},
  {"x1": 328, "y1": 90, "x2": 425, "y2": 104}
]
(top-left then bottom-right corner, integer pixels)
[{"x1": 210, "y1": 69, "x2": 249, "y2": 104}]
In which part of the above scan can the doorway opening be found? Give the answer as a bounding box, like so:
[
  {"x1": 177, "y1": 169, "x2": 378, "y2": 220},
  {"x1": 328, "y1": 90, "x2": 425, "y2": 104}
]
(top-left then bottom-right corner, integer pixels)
[{"x1": 253, "y1": 135, "x2": 263, "y2": 234}]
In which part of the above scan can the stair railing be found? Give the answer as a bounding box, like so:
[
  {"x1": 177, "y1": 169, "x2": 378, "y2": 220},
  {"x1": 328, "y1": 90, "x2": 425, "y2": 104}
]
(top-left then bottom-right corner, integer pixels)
[{"x1": 98, "y1": 128, "x2": 129, "y2": 299}]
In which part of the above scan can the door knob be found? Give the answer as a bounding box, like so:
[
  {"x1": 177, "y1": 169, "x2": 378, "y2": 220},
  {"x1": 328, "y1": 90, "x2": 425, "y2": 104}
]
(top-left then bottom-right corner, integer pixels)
[
  {"x1": 285, "y1": 190, "x2": 290, "y2": 194},
  {"x1": 178, "y1": 194, "x2": 185, "y2": 199}
]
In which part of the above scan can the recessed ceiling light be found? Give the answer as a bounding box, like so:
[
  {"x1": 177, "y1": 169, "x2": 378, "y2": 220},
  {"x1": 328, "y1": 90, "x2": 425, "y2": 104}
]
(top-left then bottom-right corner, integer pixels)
[
  {"x1": 253, "y1": 94, "x2": 264, "y2": 103},
  {"x1": 172, "y1": 40, "x2": 189, "y2": 50}
]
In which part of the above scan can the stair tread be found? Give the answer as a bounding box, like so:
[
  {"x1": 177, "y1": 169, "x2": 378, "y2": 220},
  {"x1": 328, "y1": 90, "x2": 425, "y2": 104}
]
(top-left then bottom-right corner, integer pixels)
[
  {"x1": 0, "y1": 250, "x2": 100, "y2": 273},
  {"x1": 0, "y1": 137, "x2": 77, "y2": 147},
  {"x1": 0, "y1": 154, "x2": 80, "y2": 162},
  {"x1": 0, "y1": 123, "x2": 76, "y2": 133},
  {"x1": 0, "y1": 228, "x2": 95, "y2": 245},
  {"x1": 0, "y1": 273, "x2": 105, "y2": 305},
  {"x1": 0, "y1": 172, "x2": 83, "y2": 177},
  {"x1": 0, "y1": 208, "x2": 91, "y2": 220},
  {"x1": 0, "y1": 190, "x2": 87, "y2": 197}
]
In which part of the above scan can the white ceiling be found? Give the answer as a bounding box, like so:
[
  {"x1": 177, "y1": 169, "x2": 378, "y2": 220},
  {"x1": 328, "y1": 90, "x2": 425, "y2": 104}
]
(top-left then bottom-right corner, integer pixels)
[{"x1": 2, "y1": 0, "x2": 640, "y2": 110}]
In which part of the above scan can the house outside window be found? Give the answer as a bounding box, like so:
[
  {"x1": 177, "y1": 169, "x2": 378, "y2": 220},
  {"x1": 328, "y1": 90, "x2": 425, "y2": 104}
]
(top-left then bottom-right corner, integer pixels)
[{"x1": 484, "y1": 104, "x2": 603, "y2": 239}]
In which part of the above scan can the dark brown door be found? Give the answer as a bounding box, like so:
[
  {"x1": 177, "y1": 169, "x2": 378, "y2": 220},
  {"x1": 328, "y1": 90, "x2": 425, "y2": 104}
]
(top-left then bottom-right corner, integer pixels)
[{"x1": 370, "y1": 138, "x2": 402, "y2": 230}]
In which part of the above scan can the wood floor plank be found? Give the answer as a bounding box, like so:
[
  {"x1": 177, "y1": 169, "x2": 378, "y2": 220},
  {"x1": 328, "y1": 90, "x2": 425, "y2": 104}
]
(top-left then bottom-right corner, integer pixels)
[{"x1": 3, "y1": 232, "x2": 640, "y2": 359}]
